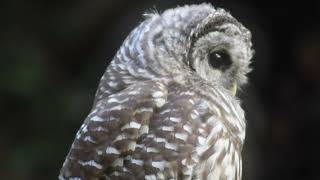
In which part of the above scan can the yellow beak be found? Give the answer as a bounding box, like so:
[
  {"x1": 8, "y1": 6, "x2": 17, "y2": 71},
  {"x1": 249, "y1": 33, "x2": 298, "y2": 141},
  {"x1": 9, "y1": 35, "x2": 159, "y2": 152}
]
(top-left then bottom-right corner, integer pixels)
[{"x1": 231, "y1": 83, "x2": 237, "y2": 96}]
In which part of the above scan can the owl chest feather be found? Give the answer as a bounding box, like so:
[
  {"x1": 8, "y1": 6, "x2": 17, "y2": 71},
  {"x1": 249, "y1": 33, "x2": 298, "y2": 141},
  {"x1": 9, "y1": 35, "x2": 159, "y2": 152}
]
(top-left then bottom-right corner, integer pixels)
[
  {"x1": 173, "y1": 81, "x2": 245, "y2": 180},
  {"x1": 195, "y1": 135, "x2": 242, "y2": 180},
  {"x1": 145, "y1": 80, "x2": 245, "y2": 180}
]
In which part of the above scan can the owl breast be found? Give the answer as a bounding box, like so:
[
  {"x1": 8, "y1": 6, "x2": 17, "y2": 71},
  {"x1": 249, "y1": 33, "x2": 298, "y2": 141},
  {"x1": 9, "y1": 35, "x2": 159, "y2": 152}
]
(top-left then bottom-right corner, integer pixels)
[{"x1": 196, "y1": 138, "x2": 242, "y2": 180}]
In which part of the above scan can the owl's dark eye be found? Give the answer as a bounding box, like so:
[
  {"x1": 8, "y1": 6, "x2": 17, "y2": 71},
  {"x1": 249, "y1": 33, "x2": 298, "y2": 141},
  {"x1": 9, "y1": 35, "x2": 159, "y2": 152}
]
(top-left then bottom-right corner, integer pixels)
[{"x1": 208, "y1": 51, "x2": 232, "y2": 71}]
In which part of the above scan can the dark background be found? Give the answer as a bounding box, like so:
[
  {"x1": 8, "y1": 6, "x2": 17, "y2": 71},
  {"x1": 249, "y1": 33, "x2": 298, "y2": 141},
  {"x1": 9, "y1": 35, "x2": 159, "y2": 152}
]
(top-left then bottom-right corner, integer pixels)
[{"x1": 1, "y1": 0, "x2": 320, "y2": 179}]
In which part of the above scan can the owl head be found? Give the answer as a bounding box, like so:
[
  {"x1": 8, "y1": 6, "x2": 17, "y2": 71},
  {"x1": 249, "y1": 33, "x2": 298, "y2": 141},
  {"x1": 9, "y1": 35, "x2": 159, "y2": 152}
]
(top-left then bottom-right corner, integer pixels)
[{"x1": 114, "y1": 3, "x2": 253, "y2": 96}]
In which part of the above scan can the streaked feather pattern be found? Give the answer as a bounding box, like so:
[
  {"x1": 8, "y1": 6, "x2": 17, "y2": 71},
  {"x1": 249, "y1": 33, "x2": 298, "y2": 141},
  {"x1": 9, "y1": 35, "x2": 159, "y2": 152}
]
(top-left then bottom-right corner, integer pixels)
[{"x1": 60, "y1": 3, "x2": 252, "y2": 180}]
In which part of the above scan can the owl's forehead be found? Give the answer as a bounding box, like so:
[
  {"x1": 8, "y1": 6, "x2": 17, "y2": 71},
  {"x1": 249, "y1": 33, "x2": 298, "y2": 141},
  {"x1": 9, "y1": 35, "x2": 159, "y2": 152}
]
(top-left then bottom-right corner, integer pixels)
[
  {"x1": 160, "y1": 4, "x2": 216, "y2": 32},
  {"x1": 160, "y1": 4, "x2": 250, "y2": 41},
  {"x1": 161, "y1": 3, "x2": 215, "y2": 19}
]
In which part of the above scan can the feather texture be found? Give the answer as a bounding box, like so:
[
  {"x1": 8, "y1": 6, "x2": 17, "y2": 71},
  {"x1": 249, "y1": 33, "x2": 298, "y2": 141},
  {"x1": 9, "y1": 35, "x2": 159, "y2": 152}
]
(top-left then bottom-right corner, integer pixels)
[{"x1": 60, "y1": 3, "x2": 252, "y2": 180}]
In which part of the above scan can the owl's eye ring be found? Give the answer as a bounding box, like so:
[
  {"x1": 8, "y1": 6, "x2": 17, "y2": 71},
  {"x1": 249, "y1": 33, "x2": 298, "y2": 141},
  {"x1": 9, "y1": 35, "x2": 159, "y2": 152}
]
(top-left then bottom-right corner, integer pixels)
[{"x1": 208, "y1": 51, "x2": 232, "y2": 71}]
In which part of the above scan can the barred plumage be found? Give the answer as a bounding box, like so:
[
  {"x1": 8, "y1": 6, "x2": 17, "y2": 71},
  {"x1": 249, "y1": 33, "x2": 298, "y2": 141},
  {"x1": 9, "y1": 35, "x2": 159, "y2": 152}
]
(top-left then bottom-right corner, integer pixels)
[{"x1": 60, "y1": 3, "x2": 253, "y2": 180}]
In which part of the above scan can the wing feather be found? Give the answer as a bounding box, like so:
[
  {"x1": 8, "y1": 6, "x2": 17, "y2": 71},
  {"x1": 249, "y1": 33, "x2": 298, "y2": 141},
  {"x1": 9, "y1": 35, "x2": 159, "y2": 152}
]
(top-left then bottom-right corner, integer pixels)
[{"x1": 59, "y1": 80, "x2": 168, "y2": 180}]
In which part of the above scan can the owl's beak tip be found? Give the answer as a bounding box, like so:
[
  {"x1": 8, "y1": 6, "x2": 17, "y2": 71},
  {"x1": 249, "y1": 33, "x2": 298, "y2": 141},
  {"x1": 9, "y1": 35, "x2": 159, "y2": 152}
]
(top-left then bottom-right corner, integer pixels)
[{"x1": 231, "y1": 83, "x2": 237, "y2": 96}]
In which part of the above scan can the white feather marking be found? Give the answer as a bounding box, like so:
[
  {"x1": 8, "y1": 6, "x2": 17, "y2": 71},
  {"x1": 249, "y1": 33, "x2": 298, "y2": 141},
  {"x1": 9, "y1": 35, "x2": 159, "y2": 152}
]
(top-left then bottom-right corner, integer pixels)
[
  {"x1": 122, "y1": 167, "x2": 130, "y2": 172},
  {"x1": 165, "y1": 142, "x2": 178, "y2": 151},
  {"x1": 124, "y1": 155, "x2": 132, "y2": 160},
  {"x1": 120, "y1": 46, "x2": 130, "y2": 62},
  {"x1": 126, "y1": 141, "x2": 136, "y2": 151},
  {"x1": 136, "y1": 25, "x2": 150, "y2": 67},
  {"x1": 154, "y1": 137, "x2": 167, "y2": 143},
  {"x1": 189, "y1": 99, "x2": 195, "y2": 104},
  {"x1": 155, "y1": 98, "x2": 166, "y2": 107},
  {"x1": 184, "y1": 91, "x2": 194, "y2": 96},
  {"x1": 128, "y1": 91, "x2": 139, "y2": 95},
  {"x1": 139, "y1": 125, "x2": 149, "y2": 135},
  {"x1": 197, "y1": 136, "x2": 206, "y2": 145},
  {"x1": 136, "y1": 144, "x2": 144, "y2": 149},
  {"x1": 117, "y1": 64, "x2": 126, "y2": 70},
  {"x1": 145, "y1": 174, "x2": 157, "y2": 180},
  {"x1": 156, "y1": 172, "x2": 165, "y2": 179},
  {"x1": 138, "y1": 107, "x2": 153, "y2": 113},
  {"x1": 138, "y1": 68, "x2": 152, "y2": 76},
  {"x1": 151, "y1": 161, "x2": 166, "y2": 170},
  {"x1": 126, "y1": 65, "x2": 138, "y2": 76},
  {"x1": 131, "y1": 158, "x2": 144, "y2": 166},
  {"x1": 169, "y1": 117, "x2": 181, "y2": 123},
  {"x1": 196, "y1": 145, "x2": 209, "y2": 156},
  {"x1": 106, "y1": 146, "x2": 120, "y2": 155},
  {"x1": 190, "y1": 112, "x2": 198, "y2": 119},
  {"x1": 76, "y1": 133, "x2": 81, "y2": 139},
  {"x1": 108, "y1": 81, "x2": 118, "y2": 88},
  {"x1": 182, "y1": 166, "x2": 193, "y2": 176},
  {"x1": 183, "y1": 124, "x2": 193, "y2": 134},
  {"x1": 78, "y1": 160, "x2": 102, "y2": 169},
  {"x1": 109, "y1": 105, "x2": 123, "y2": 111},
  {"x1": 182, "y1": 158, "x2": 187, "y2": 166},
  {"x1": 152, "y1": 91, "x2": 164, "y2": 98},
  {"x1": 191, "y1": 152, "x2": 199, "y2": 163},
  {"x1": 90, "y1": 116, "x2": 104, "y2": 122},
  {"x1": 193, "y1": 110, "x2": 199, "y2": 115},
  {"x1": 161, "y1": 126, "x2": 174, "y2": 131},
  {"x1": 82, "y1": 125, "x2": 88, "y2": 133},
  {"x1": 199, "y1": 128, "x2": 205, "y2": 135},
  {"x1": 100, "y1": 86, "x2": 106, "y2": 92},
  {"x1": 207, "y1": 123, "x2": 224, "y2": 142},
  {"x1": 113, "y1": 134, "x2": 127, "y2": 142},
  {"x1": 69, "y1": 178, "x2": 81, "y2": 180},
  {"x1": 88, "y1": 109, "x2": 98, "y2": 116},
  {"x1": 160, "y1": 109, "x2": 171, "y2": 114},
  {"x1": 175, "y1": 133, "x2": 188, "y2": 141},
  {"x1": 129, "y1": 122, "x2": 141, "y2": 129},
  {"x1": 147, "y1": 147, "x2": 159, "y2": 153},
  {"x1": 111, "y1": 171, "x2": 121, "y2": 176},
  {"x1": 214, "y1": 139, "x2": 227, "y2": 151},
  {"x1": 96, "y1": 150, "x2": 103, "y2": 155},
  {"x1": 92, "y1": 126, "x2": 107, "y2": 132},
  {"x1": 83, "y1": 136, "x2": 96, "y2": 143},
  {"x1": 104, "y1": 89, "x2": 111, "y2": 94},
  {"x1": 112, "y1": 158, "x2": 123, "y2": 167},
  {"x1": 207, "y1": 116, "x2": 216, "y2": 124},
  {"x1": 121, "y1": 121, "x2": 141, "y2": 130},
  {"x1": 108, "y1": 98, "x2": 129, "y2": 104}
]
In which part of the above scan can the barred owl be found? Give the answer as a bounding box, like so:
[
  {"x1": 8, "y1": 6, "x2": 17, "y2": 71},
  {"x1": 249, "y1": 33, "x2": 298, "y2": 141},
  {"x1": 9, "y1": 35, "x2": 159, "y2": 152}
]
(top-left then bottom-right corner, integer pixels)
[{"x1": 60, "y1": 3, "x2": 253, "y2": 180}]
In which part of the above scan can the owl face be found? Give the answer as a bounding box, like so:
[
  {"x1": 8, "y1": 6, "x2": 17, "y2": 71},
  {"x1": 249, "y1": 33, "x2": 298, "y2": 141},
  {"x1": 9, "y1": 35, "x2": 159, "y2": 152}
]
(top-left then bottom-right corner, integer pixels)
[{"x1": 187, "y1": 9, "x2": 253, "y2": 94}]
